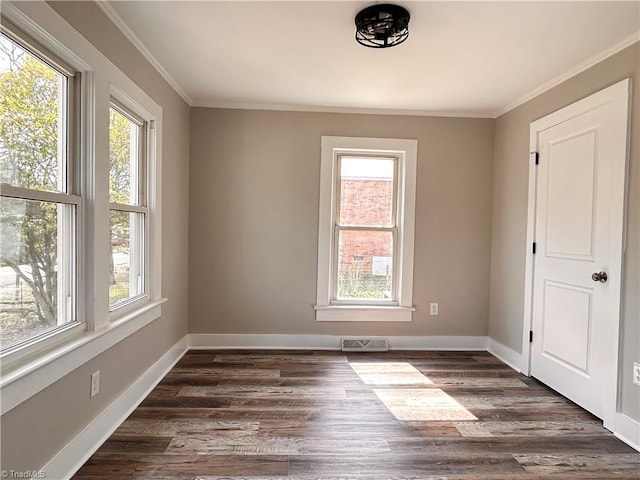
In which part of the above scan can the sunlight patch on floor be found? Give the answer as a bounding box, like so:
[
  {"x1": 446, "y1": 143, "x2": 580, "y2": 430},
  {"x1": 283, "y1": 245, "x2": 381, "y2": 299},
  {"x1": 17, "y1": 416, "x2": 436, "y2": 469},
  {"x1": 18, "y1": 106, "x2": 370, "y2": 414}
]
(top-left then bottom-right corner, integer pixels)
[
  {"x1": 374, "y1": 388, "x2": 478, "y2": 421},
  {"x1": 349, "y1": 362, "x2": 433, "y2": 385}
]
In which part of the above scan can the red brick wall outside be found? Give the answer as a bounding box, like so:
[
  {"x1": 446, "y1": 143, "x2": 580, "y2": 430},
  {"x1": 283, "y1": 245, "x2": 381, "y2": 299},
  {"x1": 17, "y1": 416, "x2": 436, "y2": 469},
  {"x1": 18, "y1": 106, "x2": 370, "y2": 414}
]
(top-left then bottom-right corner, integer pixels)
[
  {"x1": 340, "y1": 178, "x2": 393, "y2": 226},
  {"x1": 337, "y1": 178, "x2": 393, "y2": 298}
]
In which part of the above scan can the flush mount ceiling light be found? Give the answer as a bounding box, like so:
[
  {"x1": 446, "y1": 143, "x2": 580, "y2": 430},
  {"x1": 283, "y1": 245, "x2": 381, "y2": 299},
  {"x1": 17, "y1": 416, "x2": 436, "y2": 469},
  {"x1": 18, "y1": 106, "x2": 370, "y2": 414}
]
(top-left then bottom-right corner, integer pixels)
[{"x1": 355, "y1": 3, "x2": 410, "y2": 48}]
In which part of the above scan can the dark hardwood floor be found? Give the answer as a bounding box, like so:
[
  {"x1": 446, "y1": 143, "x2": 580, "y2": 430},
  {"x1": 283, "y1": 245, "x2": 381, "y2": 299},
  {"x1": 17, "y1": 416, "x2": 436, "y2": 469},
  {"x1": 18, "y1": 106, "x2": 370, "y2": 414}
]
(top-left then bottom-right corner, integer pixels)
[{"x1": 73, "y1": 350, "x2": 640, "y2": 479}]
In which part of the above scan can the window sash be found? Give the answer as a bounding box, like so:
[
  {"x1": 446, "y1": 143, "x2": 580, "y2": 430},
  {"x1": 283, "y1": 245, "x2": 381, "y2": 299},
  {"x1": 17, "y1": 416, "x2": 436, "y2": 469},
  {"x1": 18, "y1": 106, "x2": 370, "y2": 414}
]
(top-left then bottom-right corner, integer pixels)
[
  {"x1": 108, "y1": 102, "x2": 149, "y2": 312},
  {"x1": 332, "y1": 225, "x2": 398, "y2": 304},
  {"x1": 331, "y1": 154, "x2": 400, "y2": 304},
  {"x1": 0, "y1": 21, "x2": 80, "y2": 356},
  {"x1": 0, "y1": 30, "x2": 77, "y2": 196},
  {"x1": 108, "y1": 103, "x2": 147, "y2": 207},
  {"x1": 1, "y1": 184, "x2": 81, "y2": 206},
  {"x1": 336, "y1": 154, "x2": 398, "y2": 228},
  {"x1": 109, "y1": 202, "x2": 148, "y2": 214},
  {"x1": 108, "y1": 208, "x2": 148, "y2": 310}
]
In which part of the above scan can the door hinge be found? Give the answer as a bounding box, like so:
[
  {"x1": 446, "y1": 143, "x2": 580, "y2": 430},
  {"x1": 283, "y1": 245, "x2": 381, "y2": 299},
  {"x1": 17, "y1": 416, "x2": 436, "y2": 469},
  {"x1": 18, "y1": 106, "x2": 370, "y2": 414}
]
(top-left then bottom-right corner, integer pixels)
[
  {"x1": 529, "y1": 331, "x2": 533, "y2": 343},
  {"x1": 534, "y1": 152, "x2": 539, "y2": 165},
  {"x1": 532, "y1": 242, "x2": 537, "y2": 254}
]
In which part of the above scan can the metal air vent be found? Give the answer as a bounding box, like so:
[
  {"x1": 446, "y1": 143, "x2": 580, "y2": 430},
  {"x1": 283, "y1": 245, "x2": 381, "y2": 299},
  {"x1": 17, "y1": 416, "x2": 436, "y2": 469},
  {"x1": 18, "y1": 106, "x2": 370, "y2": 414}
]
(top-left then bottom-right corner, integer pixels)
[{"x1": 341, "y1": 337, "x2": 389, "y2": 352}]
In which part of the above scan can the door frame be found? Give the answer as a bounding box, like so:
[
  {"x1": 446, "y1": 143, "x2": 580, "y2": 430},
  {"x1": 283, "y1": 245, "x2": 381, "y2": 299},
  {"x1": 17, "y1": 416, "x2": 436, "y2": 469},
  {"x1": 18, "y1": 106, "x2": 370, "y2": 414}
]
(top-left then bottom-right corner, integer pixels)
[{"x1": 522, "y1": 78, "x2": 631, "y2": 430}]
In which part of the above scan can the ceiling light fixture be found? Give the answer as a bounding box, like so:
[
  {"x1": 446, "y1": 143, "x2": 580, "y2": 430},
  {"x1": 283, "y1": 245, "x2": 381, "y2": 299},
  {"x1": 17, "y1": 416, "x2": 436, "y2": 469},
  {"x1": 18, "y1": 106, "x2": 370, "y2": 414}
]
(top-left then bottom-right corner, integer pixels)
[{"x1": 355, "y1": 4, "x2": 410, "y2": 49}]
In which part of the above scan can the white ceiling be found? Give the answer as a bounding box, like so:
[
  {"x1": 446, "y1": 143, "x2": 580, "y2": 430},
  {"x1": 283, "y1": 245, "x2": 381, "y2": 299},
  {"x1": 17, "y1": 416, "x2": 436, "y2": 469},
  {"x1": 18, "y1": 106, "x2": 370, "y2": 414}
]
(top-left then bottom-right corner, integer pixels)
[{"x1": 103, "y1": 1, "x2": 640, "y2": 117}]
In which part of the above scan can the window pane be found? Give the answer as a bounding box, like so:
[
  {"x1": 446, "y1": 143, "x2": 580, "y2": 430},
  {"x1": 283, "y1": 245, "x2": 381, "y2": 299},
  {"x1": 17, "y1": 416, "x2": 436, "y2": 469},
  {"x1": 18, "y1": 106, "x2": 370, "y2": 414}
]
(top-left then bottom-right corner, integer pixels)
[
  {"x1": 109, "y1": 107, "x2": 140, "y2": 205},
  {"x1": 336, "y1": 229, "x2": 393, "y2": 300},
  {"x1": 339, "y1": 157, "x2": 394, "y2": 227},
  {"x1": 0, "y1": 197, "x2": 75, "y2": 350},
  {"x1": 0, "y1": 33, "x2": 67, "y2": 192},
  {"x1": 109, "y1": 210, "x2": 144, "y2": 307}
]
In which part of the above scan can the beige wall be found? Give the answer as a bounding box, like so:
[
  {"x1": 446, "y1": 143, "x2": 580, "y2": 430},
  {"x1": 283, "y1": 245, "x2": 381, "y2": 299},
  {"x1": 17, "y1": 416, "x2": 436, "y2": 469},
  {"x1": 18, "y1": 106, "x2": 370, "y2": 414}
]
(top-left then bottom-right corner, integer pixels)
[
  {"x1": 189, "y1": 109, "x2": 494, "y2": 337},
  {"x1": 1, "y1": 1, "x2": 636, "y2": 473},
  {"x1": 489, "y1": 43, "x2": 639, "y2": 421},
  {"x1": 0, "y1": 1, "x2": 190, "y2": 472}
]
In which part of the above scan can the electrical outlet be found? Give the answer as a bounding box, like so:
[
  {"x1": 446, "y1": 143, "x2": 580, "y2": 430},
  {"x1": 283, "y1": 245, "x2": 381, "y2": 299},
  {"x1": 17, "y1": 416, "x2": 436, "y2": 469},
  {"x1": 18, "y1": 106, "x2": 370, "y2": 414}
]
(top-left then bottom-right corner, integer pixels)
[
  {"x1": 90, "y1": 370, "x2": 100, "y2": 398},
  {"x1": 429, "y1": 303, "x2": 439, "y2": 316},
  {"x1": 633, "y1": 363, "x2": 640, "y2": 387}
]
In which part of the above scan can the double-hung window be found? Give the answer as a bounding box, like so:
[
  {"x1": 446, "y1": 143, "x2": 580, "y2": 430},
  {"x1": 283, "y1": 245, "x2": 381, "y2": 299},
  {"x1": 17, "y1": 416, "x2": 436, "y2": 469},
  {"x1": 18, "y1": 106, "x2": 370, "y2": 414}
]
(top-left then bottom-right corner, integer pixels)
[
  {"x1": 0, "y1": 2, "x2": 164, "y2": 414},
  {"x1": 335, "y1": 155, "x2": 397, "y2": 301},
  {"x1": 108, "y1": 103, "x2": 148, "y2": 310},
  {"x1": 315, "y1": 136, "x2": 417, "y2": 321},
  {"x1": 0, "y1": 21, "x2": 80, "y2": 354}
]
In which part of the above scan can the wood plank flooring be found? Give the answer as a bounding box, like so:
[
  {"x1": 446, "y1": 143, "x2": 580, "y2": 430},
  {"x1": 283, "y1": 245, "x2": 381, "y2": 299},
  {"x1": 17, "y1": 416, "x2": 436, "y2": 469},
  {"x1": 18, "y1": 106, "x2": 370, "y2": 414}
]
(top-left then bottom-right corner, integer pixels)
[{"x1": 73, "y1": 350, "x2": 640, "y2": 479}]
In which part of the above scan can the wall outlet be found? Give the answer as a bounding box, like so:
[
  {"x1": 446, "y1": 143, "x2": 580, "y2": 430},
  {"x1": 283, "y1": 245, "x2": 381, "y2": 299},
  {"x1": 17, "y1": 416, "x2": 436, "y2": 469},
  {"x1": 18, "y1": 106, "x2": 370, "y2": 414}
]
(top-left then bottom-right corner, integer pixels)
[
  {"x1": 633, "y1": 363, "x2": 640, "y2": 387},
  {"x1": 90, "y1": 370, "x2": 100, "y2": 398},
  {"x1": 429, "y1": 303, "x2": 439, "y2": 316}
]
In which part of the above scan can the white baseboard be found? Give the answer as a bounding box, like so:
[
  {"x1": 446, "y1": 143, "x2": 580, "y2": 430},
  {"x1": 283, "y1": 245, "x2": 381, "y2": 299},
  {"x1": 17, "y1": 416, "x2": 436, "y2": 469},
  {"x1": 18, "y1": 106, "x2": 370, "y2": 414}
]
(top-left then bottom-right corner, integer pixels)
[
  {"x1": 189, "y1": 333, "x2": 340, "y2": 350},
  {"x1": 41, "y1": 336, "x2": 188, "y2": 480},
  {"x1": 387, "y1": 335, "x2": 488, "y2": 350},
  {"x1": 487, "y1": 337, "x2": 526, "y2": 373},
  {"x1": 188, "y1": 333, "x2": 488, "y2": 351},
  {"x1": 614, "y1": 412, "x2": 640, "y2": 452}
]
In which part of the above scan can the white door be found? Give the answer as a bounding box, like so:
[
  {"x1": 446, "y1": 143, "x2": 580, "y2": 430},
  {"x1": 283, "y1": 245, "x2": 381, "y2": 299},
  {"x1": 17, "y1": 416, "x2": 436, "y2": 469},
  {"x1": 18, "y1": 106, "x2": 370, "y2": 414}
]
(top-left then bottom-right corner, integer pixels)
[{"x1": 529, "y1": 79, "x2": 630, "y2": 425}]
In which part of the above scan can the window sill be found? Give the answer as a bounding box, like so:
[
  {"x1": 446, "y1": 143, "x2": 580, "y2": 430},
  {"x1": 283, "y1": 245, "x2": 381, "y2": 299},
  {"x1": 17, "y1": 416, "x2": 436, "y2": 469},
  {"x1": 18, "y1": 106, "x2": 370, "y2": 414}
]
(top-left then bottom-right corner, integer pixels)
[
  {"x1": 0, "y1": 298, "x2": 166, "y2": 414},
  {"x1": 314, "y1": 304, "x2": 414, "y2": 322}
]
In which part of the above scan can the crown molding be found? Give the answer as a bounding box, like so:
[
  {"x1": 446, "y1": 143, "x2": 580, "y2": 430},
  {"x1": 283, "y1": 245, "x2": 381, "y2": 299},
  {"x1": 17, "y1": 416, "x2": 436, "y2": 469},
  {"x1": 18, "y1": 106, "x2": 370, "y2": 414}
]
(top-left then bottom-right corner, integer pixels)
[
  {"x1": 191, "y1": 100, "x2": 495, "y2": 119},
  {"x1": 95, "y1": 0, "x2": 193, "y2": 106},
  {"x1": 496, "y1": 32, "x2": 640, "y2": 118}
]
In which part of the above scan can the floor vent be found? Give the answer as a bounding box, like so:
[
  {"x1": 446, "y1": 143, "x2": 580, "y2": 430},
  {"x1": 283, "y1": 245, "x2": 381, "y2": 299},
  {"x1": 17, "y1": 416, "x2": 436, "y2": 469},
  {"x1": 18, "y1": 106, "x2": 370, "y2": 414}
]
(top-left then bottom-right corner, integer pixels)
[{"x1": 341, "y1": 337, "x2": 389, "y2": 352}]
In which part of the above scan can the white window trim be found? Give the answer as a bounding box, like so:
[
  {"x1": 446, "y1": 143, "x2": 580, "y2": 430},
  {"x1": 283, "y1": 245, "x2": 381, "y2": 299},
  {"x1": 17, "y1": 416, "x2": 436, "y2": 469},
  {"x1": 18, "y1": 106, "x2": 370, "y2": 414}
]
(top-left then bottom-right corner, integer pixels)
[
  {"x1": 315, "y1": 136, "x2": 417, "y2": 322},
  {"x1": 101, "y1": 60, "x2": 163, "y2": 329},
  {"x1": 0, "y1": 1, "x2": 164, "y2": 413}
]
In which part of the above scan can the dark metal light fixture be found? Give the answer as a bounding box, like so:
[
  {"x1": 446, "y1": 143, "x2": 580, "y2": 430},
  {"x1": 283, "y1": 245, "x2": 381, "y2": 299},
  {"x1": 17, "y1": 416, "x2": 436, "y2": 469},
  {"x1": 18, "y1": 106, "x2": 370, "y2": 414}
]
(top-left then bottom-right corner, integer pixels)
[{"x1": 355, "y1": 4, "x2": 410, "y2": 48}]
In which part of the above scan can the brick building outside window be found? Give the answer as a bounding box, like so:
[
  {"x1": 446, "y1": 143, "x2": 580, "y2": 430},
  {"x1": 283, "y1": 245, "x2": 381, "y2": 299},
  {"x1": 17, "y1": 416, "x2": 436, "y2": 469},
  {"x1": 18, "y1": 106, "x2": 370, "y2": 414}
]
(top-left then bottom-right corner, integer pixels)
[{"x1": 337, "y1": 161, "x2": 394, "y2": 300}]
